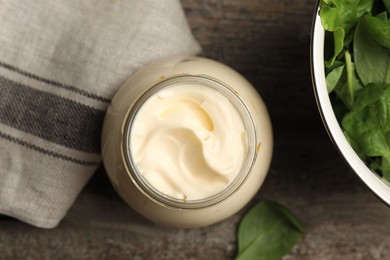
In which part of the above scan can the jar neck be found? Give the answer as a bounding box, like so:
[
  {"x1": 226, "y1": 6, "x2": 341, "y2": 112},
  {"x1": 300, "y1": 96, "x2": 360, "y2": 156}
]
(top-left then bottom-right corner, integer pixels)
[{"x1": 123, "y1": 75, "x2": 257, "y2": 209}]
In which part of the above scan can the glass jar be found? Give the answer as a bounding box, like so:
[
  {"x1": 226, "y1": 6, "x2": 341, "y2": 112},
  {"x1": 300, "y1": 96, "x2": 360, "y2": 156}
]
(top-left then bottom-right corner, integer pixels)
[{"x1": 101, "y1": 56, "x2": 273, "y2": 228}]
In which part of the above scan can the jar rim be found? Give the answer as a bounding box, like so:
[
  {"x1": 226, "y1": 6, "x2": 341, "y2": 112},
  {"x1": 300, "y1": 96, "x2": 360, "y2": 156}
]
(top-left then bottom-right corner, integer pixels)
[{"x1": 122, "y1": 75, "x2": 257, "y2": 209}]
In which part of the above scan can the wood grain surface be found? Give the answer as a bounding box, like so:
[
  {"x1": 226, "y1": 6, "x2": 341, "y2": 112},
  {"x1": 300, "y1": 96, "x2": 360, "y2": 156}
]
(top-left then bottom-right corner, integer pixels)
[{"x1": 1, "y1": 0, "x2": 390, "y2": 259}]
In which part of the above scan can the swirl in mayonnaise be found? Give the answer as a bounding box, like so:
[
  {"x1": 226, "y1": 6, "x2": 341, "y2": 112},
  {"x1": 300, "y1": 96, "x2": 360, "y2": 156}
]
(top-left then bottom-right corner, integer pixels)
[{"x1": 130, "y1": 83, "x2": 247, "y2": 200}]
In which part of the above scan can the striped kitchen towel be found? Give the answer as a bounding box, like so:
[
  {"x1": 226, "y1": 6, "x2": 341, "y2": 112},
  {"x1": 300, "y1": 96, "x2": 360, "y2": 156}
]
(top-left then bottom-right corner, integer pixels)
[{"x1": 0, "y1": 0, "x2": 200, "y2": 228}]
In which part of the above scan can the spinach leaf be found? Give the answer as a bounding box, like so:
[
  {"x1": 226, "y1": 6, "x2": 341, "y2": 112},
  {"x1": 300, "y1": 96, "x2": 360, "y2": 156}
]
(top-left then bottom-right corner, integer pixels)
[
  {"x1": 325, "y1": 60, "x2": 344, "y2": 75},
  {"x1": 341, "y1": 83, "x2": 390, "y2": 180},
  {"x1": 319, "y1": 0, "x2": 374, "y2": 67},
  {"x1": 236, "y1": 201, "x2": 303, "y2": 260},
  {"x1": 361, "y1": 12, "x2": 390, "y2": 49},
  {"x1": 375, "y1": 10, "x2": 389, "y2": 20},
  {"x1": 343, "y1": 130, "x2": 368, "y2": 160},
  {"x1": 326, "y1": 64, "x2": 345, "y2": 93},
  {"x1": 334, "y1": 50, "x2": 363, "y2": 109},
  {"x1": 320, "y1": 0, "x2": 390, "y2": 182},
  {"x1": 325, "y1": 27, "x2": 345, "y2": 68},
  {"x1": 383, "y1": 0, "x2": 390, "y2": 13},
  {"x1": 319, "y1": 0, "x2": 373, "y2": 33},
  {"x1": 354, "y1": 15, "x2": 390, "y2": 85}
]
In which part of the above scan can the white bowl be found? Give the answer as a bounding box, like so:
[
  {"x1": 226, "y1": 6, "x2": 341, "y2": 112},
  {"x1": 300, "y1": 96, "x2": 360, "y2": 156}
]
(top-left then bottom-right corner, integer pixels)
[{"x1": 311, "y1": 8, "x2": 390, "y2": 205}]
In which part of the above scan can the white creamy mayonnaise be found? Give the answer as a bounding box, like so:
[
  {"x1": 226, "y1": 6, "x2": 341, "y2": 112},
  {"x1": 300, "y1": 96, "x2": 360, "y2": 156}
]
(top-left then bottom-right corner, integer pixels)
[{"x1": 130, "y1": 83, "x2": 248, "y2": 200}]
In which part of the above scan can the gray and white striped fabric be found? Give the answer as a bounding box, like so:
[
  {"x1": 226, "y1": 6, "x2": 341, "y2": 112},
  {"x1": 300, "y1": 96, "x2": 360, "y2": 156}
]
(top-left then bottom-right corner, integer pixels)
[{"x1": 0, "y1": 0, "x2": 200, "y2": 228}]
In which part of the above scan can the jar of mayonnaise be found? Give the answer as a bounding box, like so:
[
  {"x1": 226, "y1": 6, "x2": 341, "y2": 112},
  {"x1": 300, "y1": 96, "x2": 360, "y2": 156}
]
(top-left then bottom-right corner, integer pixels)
[{"x1": 101, "y1": 56, "x2": 273, "y2": 228}]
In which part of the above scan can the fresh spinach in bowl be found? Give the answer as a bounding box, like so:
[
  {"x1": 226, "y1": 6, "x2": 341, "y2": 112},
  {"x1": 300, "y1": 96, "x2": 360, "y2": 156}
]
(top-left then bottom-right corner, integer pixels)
[{"x1": 319, "y1": 0, "x2": 390, "y2": 181}]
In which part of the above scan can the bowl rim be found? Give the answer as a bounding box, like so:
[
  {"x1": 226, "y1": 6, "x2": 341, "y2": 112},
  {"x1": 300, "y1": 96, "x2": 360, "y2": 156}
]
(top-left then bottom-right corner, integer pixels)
[{"x1": 310, "y1": 2, "x2": 390, "y2": 206}]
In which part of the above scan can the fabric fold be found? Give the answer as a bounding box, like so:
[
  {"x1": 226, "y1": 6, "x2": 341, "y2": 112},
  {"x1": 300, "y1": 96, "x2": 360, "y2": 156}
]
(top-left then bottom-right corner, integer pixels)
[{"x1": 0, "y1": 0, "x2": 200, "y2": 228}]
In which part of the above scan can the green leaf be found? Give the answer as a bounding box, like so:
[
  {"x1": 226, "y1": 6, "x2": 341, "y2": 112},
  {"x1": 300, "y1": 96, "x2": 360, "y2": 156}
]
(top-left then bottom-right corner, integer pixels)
[
  {"x1": 383, "y1": 0, "x2": 390, "y2": 14},
  {"x1": 343, "y1": 130, "x2": 367, "y2": 160},
  {"x1": 320, "y1": 0, "x2": 390, "y2": 182},
  {"x1": 354, "y1": 15, "x2": 390, "y2": 85},
  {"x1": 319, "y1": 0, "x2": 374, "y2": 33},
  {"x1": 375, "y1": 11, "x2": 388, "y2": 21},
  {"x1": 361, "y1": 13, "x2": 390, "y2": 48},
  {"x1": 325, "y1": 60, "x2": 345, "y2": 75},
  {"x1": 334, "y1": 50, "x2": 363, "y2": 109},
  {"x1": 341, "y1": 83, "x2": 390, "y2": 180},
  {"x1": 326, "y1": 64, "x2": 345, "y2": 93},
  {"x1": 236, "y1": 201, "x2": 304, "y2": 260},
  {"x1": 325, "y1": 28, "x2": 345, "y2": 68},
  {"x1": 319, "y1": 0, "x2": 374, "y2": 67}
]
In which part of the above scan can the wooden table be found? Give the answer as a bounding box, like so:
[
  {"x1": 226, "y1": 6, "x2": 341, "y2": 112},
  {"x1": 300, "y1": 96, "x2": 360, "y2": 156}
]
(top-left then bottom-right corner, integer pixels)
[{"x1": 2, "y1": 0, "x2": 390, "y2": 259}]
